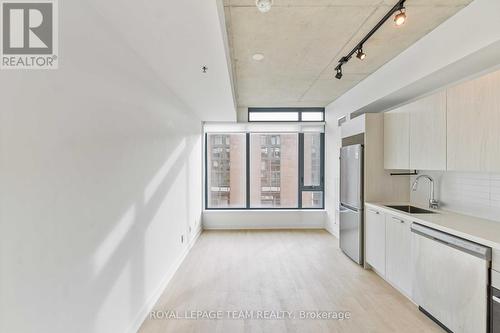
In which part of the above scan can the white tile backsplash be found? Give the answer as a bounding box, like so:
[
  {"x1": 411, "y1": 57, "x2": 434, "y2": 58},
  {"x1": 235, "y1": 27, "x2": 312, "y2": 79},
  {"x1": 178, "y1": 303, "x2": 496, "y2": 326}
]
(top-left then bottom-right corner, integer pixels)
[{"x1": 410, "y1": 171, "x2": 500, "y2": 222}]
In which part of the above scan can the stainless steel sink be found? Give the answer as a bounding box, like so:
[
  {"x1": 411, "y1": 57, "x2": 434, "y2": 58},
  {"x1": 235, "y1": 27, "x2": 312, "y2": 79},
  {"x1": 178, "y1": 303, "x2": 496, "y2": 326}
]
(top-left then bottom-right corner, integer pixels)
[{"x1": 385, "y1": 205, "x2": 436, "y2": 214}]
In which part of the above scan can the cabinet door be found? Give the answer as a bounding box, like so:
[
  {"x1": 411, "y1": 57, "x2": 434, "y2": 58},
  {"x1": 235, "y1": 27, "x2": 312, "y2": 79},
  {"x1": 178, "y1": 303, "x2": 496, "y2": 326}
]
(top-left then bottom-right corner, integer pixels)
[
  {"x1": 385, "y1": 214, "x2": 412, "y2": 297},
  {"x1": 447, "y1": 70, "x2": 500, "y2": 172},
  {"x1": 365, "y1": 208, "x2": 386, "y2": 276},
  {"x1": 409, "y1": 92, "x2": 447, "y2": 170},
  {"x1": 384, "y1": 109, "x2": 410, "y2": 169}
]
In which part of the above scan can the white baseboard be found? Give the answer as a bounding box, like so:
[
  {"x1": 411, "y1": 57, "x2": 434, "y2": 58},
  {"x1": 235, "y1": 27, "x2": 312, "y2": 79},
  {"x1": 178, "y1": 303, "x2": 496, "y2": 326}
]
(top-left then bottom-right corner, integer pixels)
[
  {"x1": 324, "y1": 220, "x2": 338, "y2": 238},
  {"x1": 126, "y1": 227, "x2": 202, "y2": 333}
]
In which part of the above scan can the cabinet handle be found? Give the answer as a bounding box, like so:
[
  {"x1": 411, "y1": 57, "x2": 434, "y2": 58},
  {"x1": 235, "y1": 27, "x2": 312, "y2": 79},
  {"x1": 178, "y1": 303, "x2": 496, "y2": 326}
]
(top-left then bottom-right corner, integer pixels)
[
  {"x1": 368, "y1": 209, "x2": 380, "y2": 215},
  {"x1": 392, "y1": 217, "x2": 405, "y2": 224},
  {"x1": 493, "y1": 296, "x2": 500, "y2": 304}
]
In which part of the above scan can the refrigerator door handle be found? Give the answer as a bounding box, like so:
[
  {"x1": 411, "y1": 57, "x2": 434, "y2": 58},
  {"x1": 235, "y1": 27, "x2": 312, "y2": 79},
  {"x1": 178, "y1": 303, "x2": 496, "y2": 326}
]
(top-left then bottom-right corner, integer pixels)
[
  {"x1": 340, "y1": 204, "x2": 359, "y2": 213},
  {"x1": 339, "y1": 206, "x2": 349, "y2": 213}
]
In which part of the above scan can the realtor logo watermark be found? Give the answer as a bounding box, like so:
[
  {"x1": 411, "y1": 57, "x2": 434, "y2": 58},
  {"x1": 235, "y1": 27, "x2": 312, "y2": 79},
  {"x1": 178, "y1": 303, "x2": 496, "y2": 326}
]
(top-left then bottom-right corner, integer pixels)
[{"x1": 1, "y1": 0, "x2": 58, "y2": 69}]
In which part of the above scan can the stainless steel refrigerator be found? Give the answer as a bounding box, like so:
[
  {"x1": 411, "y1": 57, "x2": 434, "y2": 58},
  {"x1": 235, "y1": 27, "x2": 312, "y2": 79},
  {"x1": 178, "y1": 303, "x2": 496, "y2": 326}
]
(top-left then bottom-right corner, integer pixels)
[{"x1": 339, "y1": 144, "x2": 364, "y2": 265}]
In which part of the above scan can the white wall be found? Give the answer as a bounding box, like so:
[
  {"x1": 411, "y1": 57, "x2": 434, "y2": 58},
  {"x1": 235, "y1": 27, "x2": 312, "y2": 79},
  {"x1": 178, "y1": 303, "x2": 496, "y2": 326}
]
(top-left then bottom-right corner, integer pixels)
[
  {"x1": 324, "y1": 114, "x2": 342, "y2": 236},
  {"x1": 86, "y1": 0, "x2": 237, "y2": 122},
  {"x1": 0, "y1": 2, "x2": 212, "y2": 333},
  {"x1": 411, "y1": 171, "x2": 500, "y2": 223}
]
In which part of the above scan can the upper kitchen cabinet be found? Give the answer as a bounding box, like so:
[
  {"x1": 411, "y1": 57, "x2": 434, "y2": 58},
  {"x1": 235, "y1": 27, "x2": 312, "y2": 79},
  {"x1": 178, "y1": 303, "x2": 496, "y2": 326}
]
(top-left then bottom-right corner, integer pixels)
[
  {"x1": 409, "y1": 92, "x2": 447, "y2": 170},
  {"x1": 384, "y1": 108, "x2": 410, "y2": 169},
  {"x1": 447, "y1": 70, "x2": 500, "y2": 172}
]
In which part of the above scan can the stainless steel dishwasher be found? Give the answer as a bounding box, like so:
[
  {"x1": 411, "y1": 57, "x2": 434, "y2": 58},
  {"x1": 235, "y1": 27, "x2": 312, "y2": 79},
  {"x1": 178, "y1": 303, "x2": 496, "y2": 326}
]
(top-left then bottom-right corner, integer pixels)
[
  {"x1": 411, "y1": 223, "x2": 491, "y2": 333},
  {"x1": 491, "y1": 270, "x2": 500, "y2": 333}
]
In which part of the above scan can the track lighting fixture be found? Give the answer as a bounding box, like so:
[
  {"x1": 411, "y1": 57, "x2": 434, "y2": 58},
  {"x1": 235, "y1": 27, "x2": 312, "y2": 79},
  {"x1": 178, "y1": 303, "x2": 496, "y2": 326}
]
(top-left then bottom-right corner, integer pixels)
[
  {"x1": 335, "y1": 66, "x2": 343, "y2": 80},
  {"x1": 394, "y1": 8, "x2": 407, "y2": 26},
  {"x1": 333, "y1": 0, "x2": 406, "y2": 79},
  {"x1": 356, "y1": 48, "x2": 366, "y2": 60}
]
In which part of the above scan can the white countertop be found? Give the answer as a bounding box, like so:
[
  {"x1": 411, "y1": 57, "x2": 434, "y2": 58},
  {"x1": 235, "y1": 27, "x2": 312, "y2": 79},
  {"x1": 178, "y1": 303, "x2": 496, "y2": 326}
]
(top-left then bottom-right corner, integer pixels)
[{"x1": 365, "y1": 202, "x2": 500, "y2": 250}]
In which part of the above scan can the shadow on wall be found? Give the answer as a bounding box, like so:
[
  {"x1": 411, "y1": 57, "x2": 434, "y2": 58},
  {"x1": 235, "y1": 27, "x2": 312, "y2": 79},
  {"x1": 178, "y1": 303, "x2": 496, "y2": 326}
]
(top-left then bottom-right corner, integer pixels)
[{"x1": 0, "y1": 2, "x2": 203, "y2": 333}]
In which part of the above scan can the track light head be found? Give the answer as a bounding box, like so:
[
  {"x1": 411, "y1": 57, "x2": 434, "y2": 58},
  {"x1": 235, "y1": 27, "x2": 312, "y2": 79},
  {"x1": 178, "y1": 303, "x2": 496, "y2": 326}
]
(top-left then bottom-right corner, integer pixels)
[
  {"x1": 335, "y1": 67, "x2": 343, "y2": 80},
  {"x1": 394, "y1": 7, "x2": 406, "y2": 26},
  {"x1": 356, "y1": 48, "x2": 366, "y2": 60}
]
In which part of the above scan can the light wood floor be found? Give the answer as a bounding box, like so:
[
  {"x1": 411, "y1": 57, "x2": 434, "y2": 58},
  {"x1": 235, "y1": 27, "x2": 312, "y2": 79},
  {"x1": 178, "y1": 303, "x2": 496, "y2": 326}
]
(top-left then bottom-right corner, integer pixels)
[{"x1": 139, "y1": 230, "x2": 442, "y2": 333}]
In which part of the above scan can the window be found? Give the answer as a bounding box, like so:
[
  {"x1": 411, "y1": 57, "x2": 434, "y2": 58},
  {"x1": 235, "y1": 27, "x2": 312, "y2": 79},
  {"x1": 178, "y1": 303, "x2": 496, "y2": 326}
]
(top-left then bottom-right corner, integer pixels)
[
  {"x1": 248, "y1": 108, "x2": 324, "y2": 122},
  {"x1": 301, "y1": 191, "x2": 323, "y2": 209},
  {"x1": 302, "y1": 133, "x2": 322, "y2": 186},
  {"x1": 206, "y1": 133, "x2": 246, "y2": 208},
  {"x1": 249, "y1": 112, "x2": 299, "y2": 122},
  {"x1": 250, "y1": 133, "x2": 298, "y2": 208},
  {"x1": 205, "y1": 131, "x2": 324, "y2": 209},
  {"x1": 299, "y1": 132, "x2": 324, "y2": 208},
  {"x1": 301, "y1": 112, "x2": 324, "y2": 122}
]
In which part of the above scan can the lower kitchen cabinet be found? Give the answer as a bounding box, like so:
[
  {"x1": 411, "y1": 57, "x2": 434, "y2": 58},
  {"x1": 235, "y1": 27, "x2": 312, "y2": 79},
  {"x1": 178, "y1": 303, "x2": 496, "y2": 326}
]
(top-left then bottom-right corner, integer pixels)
[
  {"x1": 365, "y1": 208, "x2": 386, "y2": 277},
  {"x1": 385, "y1": 214, "x2": 412, "y2": 297},
  {"x1": 365, "y1": 206, "x2": 414, "y2": 299}
]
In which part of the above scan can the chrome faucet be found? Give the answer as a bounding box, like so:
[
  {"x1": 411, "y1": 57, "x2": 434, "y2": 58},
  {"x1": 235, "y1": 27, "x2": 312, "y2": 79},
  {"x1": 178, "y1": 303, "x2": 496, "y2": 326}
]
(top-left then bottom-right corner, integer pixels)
[{"x1": 411, "y1": 174, "x2": 439, "y2": 209}]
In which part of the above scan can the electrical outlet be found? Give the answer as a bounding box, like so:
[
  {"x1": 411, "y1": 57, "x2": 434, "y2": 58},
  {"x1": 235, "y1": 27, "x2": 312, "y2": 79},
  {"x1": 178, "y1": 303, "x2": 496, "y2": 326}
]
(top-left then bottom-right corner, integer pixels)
[
  {"x1": 181, "y1": 235, "x2": 184, "y2": 243},
  {"x1": 189, "y1": 226, "x2": 192, "y2": 233}
]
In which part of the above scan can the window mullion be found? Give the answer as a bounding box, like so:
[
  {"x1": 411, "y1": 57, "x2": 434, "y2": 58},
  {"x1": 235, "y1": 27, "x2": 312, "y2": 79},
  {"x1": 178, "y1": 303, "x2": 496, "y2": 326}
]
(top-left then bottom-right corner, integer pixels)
[
  {"x1": 321, "y1": 132, "x2": 325, "y2": 209},
  {"x1": 298, "y1": 133, "x2": 304, "y2": 209},
  {"x1": 246, "y1": 133, "x2": 250, "y2": 209}
]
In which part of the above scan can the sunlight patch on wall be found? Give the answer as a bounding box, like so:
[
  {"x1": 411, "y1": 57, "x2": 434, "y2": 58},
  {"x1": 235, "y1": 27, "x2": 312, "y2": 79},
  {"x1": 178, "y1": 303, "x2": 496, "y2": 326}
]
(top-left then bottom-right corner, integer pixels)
[
  {"x1": 144, "y1": 139, "x2": 187, "y2": 204},
  {"x1": 93, "y1": 205, "x2": 136, "y2": 276}
]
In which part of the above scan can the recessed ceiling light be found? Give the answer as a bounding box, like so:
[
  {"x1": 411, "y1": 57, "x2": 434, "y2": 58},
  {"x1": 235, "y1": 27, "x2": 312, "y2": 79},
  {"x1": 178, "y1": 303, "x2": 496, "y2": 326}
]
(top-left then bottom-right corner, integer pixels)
[
  {"x1": 255, "y1": 0, "x2": 273, "y2": 13},
  {"x1": 252, "y1": 53, "x2": 265, "y2": 61}
]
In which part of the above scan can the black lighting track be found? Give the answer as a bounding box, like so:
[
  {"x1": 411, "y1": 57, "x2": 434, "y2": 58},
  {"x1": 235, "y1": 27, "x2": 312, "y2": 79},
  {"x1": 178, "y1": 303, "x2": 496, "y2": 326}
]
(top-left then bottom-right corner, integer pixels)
[{"x1": 334, "y1": 0, "x2": 406, "y2": 79}]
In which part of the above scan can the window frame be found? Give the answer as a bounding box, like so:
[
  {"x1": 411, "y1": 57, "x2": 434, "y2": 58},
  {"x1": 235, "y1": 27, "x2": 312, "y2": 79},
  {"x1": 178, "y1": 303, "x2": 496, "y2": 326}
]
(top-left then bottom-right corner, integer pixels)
[
  {"x1": 248, "y1": 107, "x2": 325, "y2": 123},
  {"x1": 204, "y1": 132, "x2": 325, "y2": 210}
]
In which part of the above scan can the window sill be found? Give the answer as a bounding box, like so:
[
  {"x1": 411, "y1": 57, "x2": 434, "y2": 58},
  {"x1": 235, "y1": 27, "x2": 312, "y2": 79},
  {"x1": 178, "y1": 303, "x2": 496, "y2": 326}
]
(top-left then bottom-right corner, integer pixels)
[
  {"x1": 203, "y1": 209, "x2": 326, "y2": 212},
  {"x1": 202, "y1": 209, "x2": 327, "y2": 229}
]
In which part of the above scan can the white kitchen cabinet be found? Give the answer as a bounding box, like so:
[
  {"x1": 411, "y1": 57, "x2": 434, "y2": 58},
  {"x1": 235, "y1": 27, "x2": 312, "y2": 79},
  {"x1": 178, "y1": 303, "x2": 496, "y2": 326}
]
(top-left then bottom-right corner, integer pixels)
[
  {"x1": 365, "y1": 208, "x2": 386, "y2": 276},
  {"x1": 409, "y1": 92, "x2": 447, "y2": 170},
  {"x1": 385, "y1": 214, "x2": 412, "y2": 297},
  {"x1": 384, "y1": 109, "x2": 410, "y2": 169},
  {"x1": 447, "y1": 70, "x2": 500, "y2": 172}
]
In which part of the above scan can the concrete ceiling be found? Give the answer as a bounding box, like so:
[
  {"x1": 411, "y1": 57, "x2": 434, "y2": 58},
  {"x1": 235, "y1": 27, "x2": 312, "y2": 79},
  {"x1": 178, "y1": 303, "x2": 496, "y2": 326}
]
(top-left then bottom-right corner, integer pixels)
[{"x1": 224, "y1": 0, "x2": 473, "y2": 109}]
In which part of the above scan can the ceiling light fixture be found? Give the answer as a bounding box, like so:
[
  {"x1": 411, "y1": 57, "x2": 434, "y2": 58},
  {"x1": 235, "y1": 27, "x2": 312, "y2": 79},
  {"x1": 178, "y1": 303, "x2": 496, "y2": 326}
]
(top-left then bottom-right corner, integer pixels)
[
  {"x1": 334, "y1": 0, "x2": 406, "y2": 79},
  {"x1": 394, "y1": 8, "x2": 407, "y2": 26},
  {"x1": 252, "y1": 53, "x2": 265, "y2": 61},
  {"x1": 255, "y1": 0, "x2": 273, "y2": 13},
  {"x1": 356, "y1": 48, "x2": 366, "y2": 60}
]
